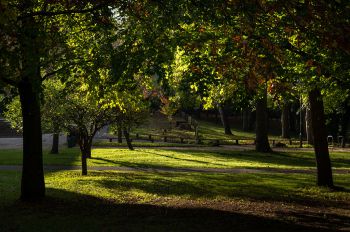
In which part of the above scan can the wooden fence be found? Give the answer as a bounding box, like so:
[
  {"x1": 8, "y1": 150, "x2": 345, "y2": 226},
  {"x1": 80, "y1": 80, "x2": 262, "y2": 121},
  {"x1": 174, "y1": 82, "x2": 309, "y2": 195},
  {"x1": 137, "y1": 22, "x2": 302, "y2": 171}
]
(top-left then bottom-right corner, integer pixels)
[{"x1": 102, "y1": 133, "x2": 347, "y2": 147}]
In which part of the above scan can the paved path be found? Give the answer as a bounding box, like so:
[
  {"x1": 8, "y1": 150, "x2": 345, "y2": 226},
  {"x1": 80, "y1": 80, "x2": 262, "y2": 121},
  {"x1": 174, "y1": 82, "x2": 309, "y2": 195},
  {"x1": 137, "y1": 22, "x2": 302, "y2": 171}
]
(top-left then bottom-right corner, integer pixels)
[
  {"x1": 1, "y1": 165, "x2": 349, "y2": 174},
  {"x1": 0, "y1": 134, "x2": 67, "y2": 149}
]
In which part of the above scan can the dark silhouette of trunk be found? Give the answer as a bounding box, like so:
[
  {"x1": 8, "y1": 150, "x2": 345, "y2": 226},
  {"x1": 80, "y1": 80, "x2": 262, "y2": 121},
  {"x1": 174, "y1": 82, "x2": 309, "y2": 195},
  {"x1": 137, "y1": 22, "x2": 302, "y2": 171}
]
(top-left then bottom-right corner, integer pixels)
[
  {"x1": 289, "y1": 104, "x2": 296, "y2": 133},
  {"x1": 308, "y1": 88, "x2": 333, "y2": 187},
  {"x1": 19, "y1": 79, "x2": 45, "y2": 201},
  {"x1": 255, "y1": 90, "x2": 272, "y2": 152},
  {"x1": 123, "y1": 128, "x2": 134, "y2": 150},
  {"x1": 50, "y1": 133, "x2": 59, "y2": 154},
  {"x1": 18, "y1": 16, "x2": 45, "y2": 201},
  {"x1": 281, "y1": 103, "x2": 290, "y2": 138},
  {"x1": 242, "y1": 107, "x2": 251, "y2": 131},
  {"x1": 305, "y1": 106, "x2": 314, "y2": 145},
  {"x1": 50, "y1": 124, "x2": 59, "y2": 154},
  {"x1": 249, "y1": 111, "x2": 256, "y2": 130},
  {"x1": 340, "y1": 101, "x2": 350, "y2": 148},
  {"x1": 78, "y1": 133, "x2": 92, "y2": 175},
  {"x1": 218, "y1": 104, "x2": 232, "y2": 135},
  {"x1": 117, "y1": 127, "x2": 122, "y2": 143},
  {"x1": 81, "y1": 152, "x2": 88, "y2": 176}
]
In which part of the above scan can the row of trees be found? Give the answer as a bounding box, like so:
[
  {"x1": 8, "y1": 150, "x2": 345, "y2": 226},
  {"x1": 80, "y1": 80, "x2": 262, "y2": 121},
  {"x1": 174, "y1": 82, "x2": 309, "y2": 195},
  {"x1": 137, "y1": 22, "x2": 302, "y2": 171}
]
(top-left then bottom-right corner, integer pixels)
[{"x1": 0, "y1": 1, "x2": 349, "y2": 201}]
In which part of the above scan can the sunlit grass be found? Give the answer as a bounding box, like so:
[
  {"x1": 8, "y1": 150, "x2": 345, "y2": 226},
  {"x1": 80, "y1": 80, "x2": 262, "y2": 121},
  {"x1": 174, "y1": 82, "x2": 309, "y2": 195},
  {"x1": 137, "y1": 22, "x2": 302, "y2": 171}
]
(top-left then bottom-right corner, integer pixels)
[{"x1": 0, "y1": 148, "x2": 349, "y2": 170}]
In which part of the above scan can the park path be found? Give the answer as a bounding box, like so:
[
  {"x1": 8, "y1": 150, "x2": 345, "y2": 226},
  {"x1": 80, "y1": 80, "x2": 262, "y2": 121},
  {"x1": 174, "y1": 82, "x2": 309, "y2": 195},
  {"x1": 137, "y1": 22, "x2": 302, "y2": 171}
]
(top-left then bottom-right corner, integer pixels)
[{"x1": 0, "y1": 164, "x2": 349, "y2": 174}]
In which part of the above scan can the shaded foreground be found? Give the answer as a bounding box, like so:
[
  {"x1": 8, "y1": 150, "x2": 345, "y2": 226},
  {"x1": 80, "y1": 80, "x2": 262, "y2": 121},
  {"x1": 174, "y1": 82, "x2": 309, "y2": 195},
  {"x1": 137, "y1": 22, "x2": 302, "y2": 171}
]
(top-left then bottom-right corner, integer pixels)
[
  {"x1": 0, "y1": 192, "x2": 343, "y2": 232},
  {"x1": 1, "y1": 170, "x2": 349, "y2": 231}
]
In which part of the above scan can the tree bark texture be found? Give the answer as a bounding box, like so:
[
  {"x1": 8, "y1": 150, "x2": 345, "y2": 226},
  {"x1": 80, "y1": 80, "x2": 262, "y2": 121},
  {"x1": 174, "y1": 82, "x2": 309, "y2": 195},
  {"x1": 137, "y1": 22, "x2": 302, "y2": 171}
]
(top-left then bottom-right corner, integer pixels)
[
  {"x1": 218, "y1": 104, "x2": 232, "y2": 135},
  {"x1": 255, "y1": 91, "x2": 272, "y2": 152},
  {"x1": 308, "y1": 88, "x2": 333, "y2": 187},
  {"x1": 281, "y1": 103, "x2": 290, "y2": 138}
]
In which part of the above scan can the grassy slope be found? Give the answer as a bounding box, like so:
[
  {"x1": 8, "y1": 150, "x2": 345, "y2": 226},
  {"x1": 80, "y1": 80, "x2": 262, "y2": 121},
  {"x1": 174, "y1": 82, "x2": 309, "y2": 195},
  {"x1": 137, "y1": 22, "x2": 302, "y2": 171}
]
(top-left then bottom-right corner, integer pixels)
[
  {"x1": 0, "y1": 148, "x2": 349, "y2": 170},
  {"x1": 129, "y1": 113, "x2": 300, "y2": 141}
]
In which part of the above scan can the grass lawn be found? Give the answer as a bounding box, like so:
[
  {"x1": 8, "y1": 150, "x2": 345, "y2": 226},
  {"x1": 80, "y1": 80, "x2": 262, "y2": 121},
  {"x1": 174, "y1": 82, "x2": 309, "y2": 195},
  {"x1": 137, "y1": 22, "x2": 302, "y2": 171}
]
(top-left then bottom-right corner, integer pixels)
[
  {"x1": 1, "y1": 147, "x2": 349, "y2": 231},
  {"x1": 0, "y1": 170, "x2": 349, "y2": 231},
  {"x1": 0, "y1": 147, "x2": 349, "y2": 170}
]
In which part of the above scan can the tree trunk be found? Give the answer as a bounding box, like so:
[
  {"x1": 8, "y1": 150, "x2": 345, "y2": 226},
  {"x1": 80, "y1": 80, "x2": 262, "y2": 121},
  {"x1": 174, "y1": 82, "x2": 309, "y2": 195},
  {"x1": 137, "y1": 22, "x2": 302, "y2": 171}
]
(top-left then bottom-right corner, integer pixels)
[
  {"x1": 255, "y1": 90, "x2": 272, "y2": 152},
  {"x1": 242, "y1": 107, "x2": 251, "y2": 131},
  {"x1": 218, "y1": 104, "x2": 232, "y2": 135},
  {"x1": 340, "y1": 102, "x2": 350, "y2": 148},
  {"x1": 123, "y1": 128, "x2": 134, "y2": 150},
  {"x1": 78, "y1": 133, "x2": 92, "y2": 175},
  {"x1": 308, "y1": 88, "x2": 333, "y2": 187},
  {"x1": 81, "y1": 151, "x2": 88, "y2": 176},
  {"x1": 50, "y1": 133, "x2": 59, "y2": 154},
  {"x1": 117, "y1": 126, "x2": 123, "y2": 143},
  {"x1": 50, "y1": 124, "x2": 59, "y2": 154},
  {"x1": 18, "y1": 16, "x2": 45, "y2": 201},
  {"x1": 19, "y1": 79, "x2": 45, "y2": 201},
  {"x1": 289, "y1": 104, "x2": 296, "y2": 133},
  {"x1": 281, "y1": 103, "x2": 290, "y2": 138},
  {"x1": 305, "y1": 106, "x2": 314, "y2": 145},
  {"x1": 79, "y1": 139, "x2": 91, "y2": 175}
]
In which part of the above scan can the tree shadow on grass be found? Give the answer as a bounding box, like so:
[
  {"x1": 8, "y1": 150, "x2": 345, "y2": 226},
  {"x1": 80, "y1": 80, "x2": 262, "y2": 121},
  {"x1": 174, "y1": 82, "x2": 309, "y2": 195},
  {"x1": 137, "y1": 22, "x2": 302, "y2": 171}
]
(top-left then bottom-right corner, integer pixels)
[
  {"x1": 89, "y1": 171, "x2": 350, "y2": 211},
  {"x1": 163, "y1": 149, "x2": 350, "y2": 169},
  {"x1": 0, "y1": 188, "x2": 341, "y2": 232}
]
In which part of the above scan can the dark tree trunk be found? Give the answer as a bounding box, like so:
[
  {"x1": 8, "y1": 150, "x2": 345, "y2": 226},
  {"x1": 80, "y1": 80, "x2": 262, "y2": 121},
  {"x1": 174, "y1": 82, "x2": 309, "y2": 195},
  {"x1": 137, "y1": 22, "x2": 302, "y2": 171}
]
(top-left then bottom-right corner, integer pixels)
[
  {"x1": 218, "y1": 104, "x2": 232, "y2": 135},
  {"x1": 18, "y1": 16, "x2": 45, "y2": 201},
  {"x1": 50, "y1": 124, "x2": 60, "y2": 154},
  {"x1": 81, "y1": 151, "x2": 88, "y2": 176},
  {"x1": 19, "y1": 79, "x2": 45, "y2": 201},
  {"x1": 123, "y1": 128, "x2": 134, "y2": 150},
  {"x1": 340, "y1": 101, "x2": 350, "y2": 148},
  {"x1": 78, "y1": 133, "x2": 92, "y2": 175},
  {"x1": 308, "y1": 88, "x2": 333, "y2": 187},
  {"x1": 289, "y1": 104, "x2": 296, "y2": 133},
  {"x1": 50, "y1": 133, "x2": 59, "y2": 154},
  {"x1": 242, "y1": 107, "x2": 251, "y2": 131},
  {"x1": 305, "y1": 106, "x2": 314, "y2": 145},
  {"x1": 255, "y1": 90, "x2": 272, "y2": 152},
  {"x1": 117, "y1": 127, "x2": 123, "y2": 143},
  {"x1": 281, "y1": 103, "x2": 290, "y2": 138}
]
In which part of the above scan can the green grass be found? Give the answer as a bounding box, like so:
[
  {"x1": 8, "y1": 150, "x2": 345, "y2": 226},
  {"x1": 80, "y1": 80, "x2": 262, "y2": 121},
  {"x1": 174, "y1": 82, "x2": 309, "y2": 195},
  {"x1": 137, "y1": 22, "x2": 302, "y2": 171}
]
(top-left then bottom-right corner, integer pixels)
[
  {"x1": 0, "y1": 170, "x2": 349, "y2": 231},
  {"x1": 1, "y1": 146, "x2": 349, "y2": 231},
  {"x1": 0, "y1": 148, "x2": 349, "y2": 171}
]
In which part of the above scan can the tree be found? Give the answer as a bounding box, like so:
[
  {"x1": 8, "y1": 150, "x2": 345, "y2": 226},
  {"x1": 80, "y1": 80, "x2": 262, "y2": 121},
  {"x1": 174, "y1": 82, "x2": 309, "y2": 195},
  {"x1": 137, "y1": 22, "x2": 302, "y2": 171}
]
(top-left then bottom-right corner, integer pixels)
[{"x1": 0, "y1": 0, "x2": 124, "y2": 200}]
